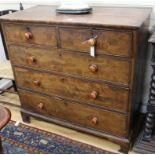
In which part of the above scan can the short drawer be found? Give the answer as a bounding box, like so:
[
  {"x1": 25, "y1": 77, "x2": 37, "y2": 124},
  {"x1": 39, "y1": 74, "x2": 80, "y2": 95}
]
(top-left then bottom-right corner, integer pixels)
[
  {"x1": 19, "y1": 89, "x2": 128, "y2": 137},
  {"x1": 3, "y1": 23, "x2": 57, "y2": 46},
  {"x1": 15, "y1": 67, "x2": 129, "y2": 113},
  {"x1": 9, "y1": 45, "x2": 130, "y2": 85},
  {"x1": 59, "y1": 27, "x2": 132, "y2": 57}
]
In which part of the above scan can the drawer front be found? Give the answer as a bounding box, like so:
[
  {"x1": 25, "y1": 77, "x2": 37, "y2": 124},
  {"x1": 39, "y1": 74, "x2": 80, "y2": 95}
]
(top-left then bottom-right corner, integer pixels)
[
  {"x1": 3, "y1": 23, "x2": 57, "y2": 46},
  {"x1": 59, "y1": 27, "x2": 132, "y2": 57},
  {"x1": 15, "y1": 67, "x2": 129, "y2": 113},
  {"x1": 9, "y1": 45, "x2": 130, "y2": 85},
  {"x1": 19, "y1": 89, "x2": 128, "y2": 137},
  {"x1": 60, "y1": 28, "x2": 92, "y2": 52}
]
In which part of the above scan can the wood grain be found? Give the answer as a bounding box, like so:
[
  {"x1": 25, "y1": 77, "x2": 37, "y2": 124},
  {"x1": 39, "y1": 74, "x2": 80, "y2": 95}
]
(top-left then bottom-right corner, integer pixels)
[
  {"x1": 4, "y1": 23, "x2": 57, "y2": 46},
  {"x1": 9, "y1": 45, "x2": 130, "y2": 85},
  {"x1": 14, "y1": 67, "x2": 129, "y2": 113},
  {"x1": 60, "y1": 27, "x2": 132, "y2": 57},
  {"x1": 19, "y1": 89, "x2": 128, "y2": 137},
  {"x1": 0, "y1": 6, "x2": 152, "y2": 29},
  {"x1": 0, "y1": 5, "x2": 152, "y2": 152}
]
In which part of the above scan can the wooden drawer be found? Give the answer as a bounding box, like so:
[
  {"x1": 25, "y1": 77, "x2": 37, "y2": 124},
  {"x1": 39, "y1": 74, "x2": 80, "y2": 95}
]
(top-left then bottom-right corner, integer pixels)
[
  {"x1": 3, "y1": 23, "x2": 57, "y2": 46},
  {"x1": 59, "y1": 27, "x2": 132, "y2": 57},
  {"x1": 19, "y1": 89, "x2": 128, "y2": 137},
  {"x1": 9, "y1": 45, "x2": 130, "y2": 85},
  {"x1": 15, "y1": 67, "x2": 129, "y2": 113}
]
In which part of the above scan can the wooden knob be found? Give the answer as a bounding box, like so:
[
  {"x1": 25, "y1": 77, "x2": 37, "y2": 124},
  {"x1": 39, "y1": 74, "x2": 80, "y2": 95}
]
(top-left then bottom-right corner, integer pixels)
[
  {"x1": 91, "y1": 117, "x2": 98, "y2": 125},
  {"x1": 25, "y1": 32, "x2": 33, "y2": 40},
  {"x1": 89, "y1": 64, "x2": 98, "y2": 72},
  {"x1": 87, "y1": 38, "x2": 96, "y2": 46},
  {"x1": 90, "y1": 91, "x2": 98, "y2": 99},
  {"x1": 27, "y1": 56, "x2": 36, "y2": 64},
  {"x1": 38, "y1": 102, "x2": 44, "y2": 110},
  {"x1": 33, "y1": 80, "x2": 40, "y2": 86}
]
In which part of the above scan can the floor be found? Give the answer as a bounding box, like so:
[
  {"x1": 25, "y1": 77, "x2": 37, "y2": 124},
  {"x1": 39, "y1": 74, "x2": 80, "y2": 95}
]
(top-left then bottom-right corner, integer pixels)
[{"x1": 0, "y1": 91, "x2": 137, "y2": 154}]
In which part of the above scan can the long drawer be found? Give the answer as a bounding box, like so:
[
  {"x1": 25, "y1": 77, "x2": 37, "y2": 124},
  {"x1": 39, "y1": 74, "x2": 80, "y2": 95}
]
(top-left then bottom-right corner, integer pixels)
[
  {"x1": 3, "y1": 23, "x2": 57, "y2": 46},
  {"x1": 19, "y1": 89, "x2": 128, "y2": 137},
  {"x1": 9, "y1": 45, "x2": 130, "y2": 85},
  {"x1": 14, "y1": 67, "x2": 129, "y2": 113}
]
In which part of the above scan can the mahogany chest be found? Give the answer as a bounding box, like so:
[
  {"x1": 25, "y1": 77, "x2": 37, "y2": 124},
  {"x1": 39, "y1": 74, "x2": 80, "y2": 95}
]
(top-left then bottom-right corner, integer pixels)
[{"x1": 0, "y1": 5, "x2": 152, "y2": 152}]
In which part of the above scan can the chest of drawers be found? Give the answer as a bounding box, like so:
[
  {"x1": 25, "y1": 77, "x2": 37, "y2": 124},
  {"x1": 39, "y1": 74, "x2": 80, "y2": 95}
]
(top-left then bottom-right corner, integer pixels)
[{"x1": 0, "y1": 5, "x2": 152, "y2": 152}]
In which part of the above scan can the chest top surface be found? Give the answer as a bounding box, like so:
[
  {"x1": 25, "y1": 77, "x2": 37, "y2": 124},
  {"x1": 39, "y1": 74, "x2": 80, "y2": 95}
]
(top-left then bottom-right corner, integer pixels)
[{"x1": 0, "y1": 5, "x2": 152, "y2": 29}]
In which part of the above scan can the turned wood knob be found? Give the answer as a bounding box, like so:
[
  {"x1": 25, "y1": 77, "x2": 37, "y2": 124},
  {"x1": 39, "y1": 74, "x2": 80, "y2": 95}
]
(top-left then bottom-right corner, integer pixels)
[
  {"x1": 87, "y1": 38, "x2": 96, "y2": 46},
  {"x1": 27, "y1": 56, "x2": 36, "y2": 64},
  {"x1": 90, "y1": 91, "x2": 98, "y2": 99},
  {"x1": 38, "y1": 102, "x2": 44, "y2": 110},
  {"x1": 89, "y1": 64, "x2": 98, "y2": 72},
  {"x1": 33, "y1": 80, "x2": 40, "y2": 86},
  {"x1": 25, "y1": 31, "x2": 33, "y2": 40},
  {"x1": 91, "y1": 117, "x2": 98, "y2": 125}
]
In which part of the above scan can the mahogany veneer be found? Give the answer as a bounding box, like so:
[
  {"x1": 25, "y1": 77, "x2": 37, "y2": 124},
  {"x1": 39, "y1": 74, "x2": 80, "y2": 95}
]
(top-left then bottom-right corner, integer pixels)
[{"x1": 0, "y1": 5, "x2": 152, "y2": 152}]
